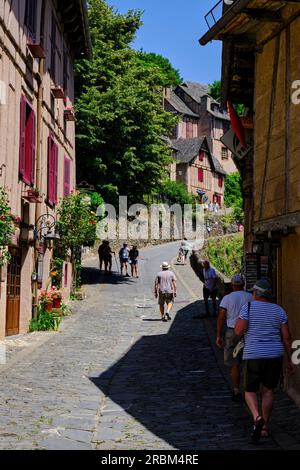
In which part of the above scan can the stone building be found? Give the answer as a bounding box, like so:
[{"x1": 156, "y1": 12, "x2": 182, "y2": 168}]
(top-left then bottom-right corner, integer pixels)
[
  {"x1": 164, "y1": 84, "x2": 230, "y2": 205},
  {"x1": 0, "y1": 0, "x2": 90, "y2": 338},
  {"x1": 200, "y1": 0, "x2": 300, "y2": 404}
]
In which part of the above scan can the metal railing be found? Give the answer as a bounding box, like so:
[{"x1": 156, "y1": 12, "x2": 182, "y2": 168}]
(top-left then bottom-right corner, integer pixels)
[
  {"x1": 204, "y1": 0, "x2": 224, "y2": 29},
  {"x1": 204, "y1": 0, "x2": 237, "y2": 30}
]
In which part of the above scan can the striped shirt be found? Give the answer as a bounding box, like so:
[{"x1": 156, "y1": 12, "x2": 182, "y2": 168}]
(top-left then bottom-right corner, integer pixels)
[{"x1": 239, "y1": 300, "x2": 288, "y2": 360}]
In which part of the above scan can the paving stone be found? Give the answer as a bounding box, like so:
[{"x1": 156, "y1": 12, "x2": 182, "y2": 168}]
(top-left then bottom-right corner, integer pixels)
[{"x1": 0, "y1": 244, "x2": 300, "y2": 450}]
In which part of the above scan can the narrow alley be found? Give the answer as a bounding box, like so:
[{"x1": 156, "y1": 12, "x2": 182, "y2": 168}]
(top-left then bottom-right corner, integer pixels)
[{"x1": 1, "y1": 243, "x2": 300, "y2": 450}]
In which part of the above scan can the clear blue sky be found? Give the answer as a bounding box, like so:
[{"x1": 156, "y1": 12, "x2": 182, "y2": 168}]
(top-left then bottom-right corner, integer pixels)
[{"x1": 106, "y1": 0, "x2": 222, "y2": 85}]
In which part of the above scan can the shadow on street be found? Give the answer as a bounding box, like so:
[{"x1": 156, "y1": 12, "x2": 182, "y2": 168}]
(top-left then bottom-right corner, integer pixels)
[
  {"x1": 81, "y1": 266, "x2": 136, "y2": 286},
  {"x1": 89, "y1": 299, "x2": 252, "y2": 450}
]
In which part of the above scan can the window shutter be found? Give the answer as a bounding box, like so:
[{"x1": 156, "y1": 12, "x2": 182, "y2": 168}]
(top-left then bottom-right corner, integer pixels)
[
  {"x1": 24, "y1": 106, "x2": 33, "y2": 185},
  {"x1": 54, "y1": 144, "x2": 58, "y2": 204},
  {"x1": 218, "y1": 176, "x2": 223, "y2": 188},
  {"x1": 64, "y1": 156, "x2": 71, "y2": 197},
  {"x1": 47, "y1": 136, "x2": 54, "y2": 205},
  {"x1": 19, "y1": 96, "x2": 26, "y2": 178},
  {"x1": 198, "y1": 168, "x2": 204, "y2": 183},
  {"x1": 30, "y1": 110, "x2": 36, "y2": 185}
]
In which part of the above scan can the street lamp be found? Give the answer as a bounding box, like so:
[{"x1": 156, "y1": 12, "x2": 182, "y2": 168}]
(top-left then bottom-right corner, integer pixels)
[{"x1": 34, "y1": 214, "x2": 60, "y2": 247}]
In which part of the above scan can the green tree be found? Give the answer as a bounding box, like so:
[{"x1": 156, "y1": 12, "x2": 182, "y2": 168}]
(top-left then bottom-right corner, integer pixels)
[
  {"x1": 136, "y1": 51, "x2": 182, "y2": 86},
  {"x1": 208, "y1": 80, "x2": 245, "y2": 116},
  {"x1": 224, "y1": 172, "x2": 242, "y2": 207},
  {"x1": 159, "y1": 180, "x2": 193, "y2": 206},
  {"x1": 56, "y1": 192, "x2": 97, "y2": 292},
  {"x1": 0, "y1": 187, "x2": 15, "y2": 267},
  {"x1": 224, "y1": 172, "x2": 244, "y2": 224},
  {"x1": 75, "y1": 0, "x2": 179, "y2": 206},
  {"x1": 209, "y1": 80, "x2": 221, "y2": 102}
]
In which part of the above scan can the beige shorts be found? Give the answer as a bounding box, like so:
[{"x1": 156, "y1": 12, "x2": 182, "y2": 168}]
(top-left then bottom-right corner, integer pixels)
[
  {"x1": 158, "y1": 292, "x2": 174, "y2": 306},
  {"x1": 224, "y1": 328, "x2": 240, "y2": 367}
]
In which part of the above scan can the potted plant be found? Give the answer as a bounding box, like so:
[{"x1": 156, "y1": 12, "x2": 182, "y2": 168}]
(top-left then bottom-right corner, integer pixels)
[
  {"x1": 39, "y1": 290, "x2": 53, "y2": 312},
  {"x1": 51, "y1": 287, "x2": 62, "y2": 309}
]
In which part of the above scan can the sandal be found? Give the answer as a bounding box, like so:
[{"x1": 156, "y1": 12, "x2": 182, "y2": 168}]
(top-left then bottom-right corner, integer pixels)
[
  {"x1": 261, "y1": 428, "x2": 271, "y2": 438},
  {"x1": 251, "y1": 416, "x2": 265, "y2": 443}
]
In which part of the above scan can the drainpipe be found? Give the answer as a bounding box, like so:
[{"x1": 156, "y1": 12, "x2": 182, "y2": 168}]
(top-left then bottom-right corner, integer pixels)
[
  {"x1": 32, "y1": 57, "x2": 44, "y2": 317},
  {"x1": 199, "y1": 0, "x2": 252, "y2": 45}
]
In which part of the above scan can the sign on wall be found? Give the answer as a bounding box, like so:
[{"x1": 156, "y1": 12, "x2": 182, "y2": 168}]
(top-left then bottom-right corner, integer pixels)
[{"x1": 221, "y1": 128, "x2": 253, "y2": 160}]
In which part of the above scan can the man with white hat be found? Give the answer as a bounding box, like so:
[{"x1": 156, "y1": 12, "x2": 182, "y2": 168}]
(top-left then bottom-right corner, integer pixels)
[
  {"x1": 154, "y1": 262, "x2": 177, "y2": 322},
  {"x1": 216, "y1": 274, "x2": 252, "y2": 402}
]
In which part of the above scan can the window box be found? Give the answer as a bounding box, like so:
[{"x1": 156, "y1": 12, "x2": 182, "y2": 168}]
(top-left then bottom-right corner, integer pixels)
[
  {"x1": 64, "y1": 107, "x2": 75, "y2": 122},
  {"x1": 22, "y1": 189, "x2": 42, "y2": 203},
  {"x1": 27, "y1": 40, "x2": 45, "y2": 59},
  {"x1": 51, "y1": 86, "x2": 65, "y2": 99}
]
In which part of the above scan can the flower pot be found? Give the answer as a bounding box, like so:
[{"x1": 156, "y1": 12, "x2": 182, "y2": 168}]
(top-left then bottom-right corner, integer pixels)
[
  {"x1": 53, "y1": 298, "x2": 62, "y2": 309},
  {"x1": 44, "y1": 302, "x2": 53, "y2": 312}
]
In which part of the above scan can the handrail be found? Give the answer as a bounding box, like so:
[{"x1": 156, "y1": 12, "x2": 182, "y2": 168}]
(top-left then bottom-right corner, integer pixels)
[{"x1": 204, "y1": 0, "x2": 224, "y2": 29}]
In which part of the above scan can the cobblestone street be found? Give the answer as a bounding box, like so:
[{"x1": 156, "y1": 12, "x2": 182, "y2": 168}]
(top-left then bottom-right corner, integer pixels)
[{"x1": 1, "y1": 243, "x2": 300, "y2": 450}]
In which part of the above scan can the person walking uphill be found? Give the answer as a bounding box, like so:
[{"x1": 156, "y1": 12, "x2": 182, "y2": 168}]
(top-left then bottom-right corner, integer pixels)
[
  {"x1": 119, "y1": 243, "x2": 130, "y2": 277},
  {"x1": 235, "y1": 279, "x2": 294, "y2": 444},
  {"x1": 129, "y1": 246, "x2": 139, "y2": 278},
  {"x1": 216, "y1": 274, "x2": 252, "y2": 402},
  {"x1": 203, "y1": 260, "x2": 218, "y2": 317},
  {"x1": 154, "y1": 262, "x2": 177, "y2": 322}
]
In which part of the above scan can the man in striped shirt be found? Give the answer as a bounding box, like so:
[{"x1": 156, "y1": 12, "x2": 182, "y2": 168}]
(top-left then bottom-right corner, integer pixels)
[{"x1": 235, "y1": 279, "x2": 294, "y2": 443}]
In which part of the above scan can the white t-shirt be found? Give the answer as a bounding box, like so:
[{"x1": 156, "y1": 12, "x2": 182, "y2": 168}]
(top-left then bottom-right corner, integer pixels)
[
  {"x1": 220, "y1": 290, "x2": 253, "y2": 328},
  {"x1": 203, "y1": 267, "x2": 217, "y2": 290}
]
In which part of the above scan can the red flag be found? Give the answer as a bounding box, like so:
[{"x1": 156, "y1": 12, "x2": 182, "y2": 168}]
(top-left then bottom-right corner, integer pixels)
[{"x1": 227, "y1": 101, "x2": 247, "y2": 148}]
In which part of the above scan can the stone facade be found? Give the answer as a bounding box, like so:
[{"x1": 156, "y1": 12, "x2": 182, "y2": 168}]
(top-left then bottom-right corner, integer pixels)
[{"x1": 0, "y1": 0, "x2": 90, "y2": 338}]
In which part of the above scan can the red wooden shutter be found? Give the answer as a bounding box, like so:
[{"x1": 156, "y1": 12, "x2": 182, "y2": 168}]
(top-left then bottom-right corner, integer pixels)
[
  {"x1": 47, "y1": 136, "x2": 54, "y2": 205},
  {"x1": 198, "y1": 168, "x2": 204, "y2": 182},
  {"x1": 30, "y1": 110, "x2": 36, "y2": 185},
  {"x1": 54, "y1": 144, "x2": 58, "y2": 204},
  {"x1": 218, "y1": 176, "x2": 223, "y2": 188},
  {"x1": 19, "y1": 96, "x2": 26, "y2": 178},
  {"x1": 63, "y1": 156, "x2": 71, "y2": 197},
  {"x1": 24, "y1": 106, "x2": 33, "y2": 185}
]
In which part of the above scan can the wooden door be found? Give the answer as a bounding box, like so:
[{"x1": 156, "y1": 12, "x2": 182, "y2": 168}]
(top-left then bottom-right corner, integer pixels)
[{"x1": 6, "y1": 252, "x2": 21, "y2": 336}]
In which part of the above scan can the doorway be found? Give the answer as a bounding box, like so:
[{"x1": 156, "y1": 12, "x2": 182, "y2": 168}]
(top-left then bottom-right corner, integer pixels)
[{"x1": 6, "y1": 251, "x2": 21, "y2": 336}]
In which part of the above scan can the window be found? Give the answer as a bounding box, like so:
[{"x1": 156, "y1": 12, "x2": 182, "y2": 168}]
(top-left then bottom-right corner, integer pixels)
[
  {"x1": 19, "y1": 96, "x2": 36, "y2": 185},
  {"x1": 40, "y1": 0, "x2": 45, "y2": 46},
  {"x1": 198, "y1": 168, "x2": 204, "y2": 183},
  {"x1": 221, "y1": 147, "x2": 228, "y2": 160},
  {"x1": 63, "y1": 156, "x2": 71, "y2": 196},
  {"x1": 25, "y1": 0, "x2": 37, "y2": 40},
  {"x1": 186, "y1": 120, "x2": 193, "y2": 138},
  {"x1": 50, "y1": 12, "x2": 57, "y2": 81},
  {"x1": 218, "y1": 176, "x2": 223, "y2": 188},
  {"x1": 63, "y1": 47, "x2": 69, "y2": 97},
  {"x1": 47, "y1": 136, "x2": 58, "y2": 206},
  {"x1": 199, "y1": 151, "x2": 204, "y2": 162},
  {"x1": 222, "y1": 122, "x2": 230, "y2": 134}
]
